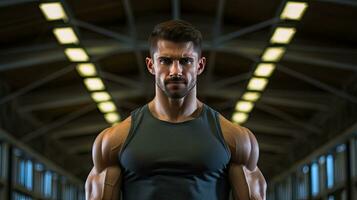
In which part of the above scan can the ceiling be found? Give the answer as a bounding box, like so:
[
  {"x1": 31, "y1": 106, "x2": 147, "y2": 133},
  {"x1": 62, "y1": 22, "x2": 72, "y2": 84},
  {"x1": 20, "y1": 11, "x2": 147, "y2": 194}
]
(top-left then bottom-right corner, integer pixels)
[{"x1": 1, "y1": 0, "x2": 357, "y2": 181}]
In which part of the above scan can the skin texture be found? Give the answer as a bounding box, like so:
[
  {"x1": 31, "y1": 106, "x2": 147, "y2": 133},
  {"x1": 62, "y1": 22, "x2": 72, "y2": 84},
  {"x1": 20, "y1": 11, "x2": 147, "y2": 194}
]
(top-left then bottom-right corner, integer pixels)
[{"x1": 85, "y1": 39, "x2": 267, "y2": 200}]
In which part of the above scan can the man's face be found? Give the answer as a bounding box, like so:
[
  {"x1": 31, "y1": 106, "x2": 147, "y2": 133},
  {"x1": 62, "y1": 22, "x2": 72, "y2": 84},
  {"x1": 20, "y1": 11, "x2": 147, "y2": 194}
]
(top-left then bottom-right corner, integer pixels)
[{"x1": 146, "y1": 40, "x2": 206, "y2": 99}]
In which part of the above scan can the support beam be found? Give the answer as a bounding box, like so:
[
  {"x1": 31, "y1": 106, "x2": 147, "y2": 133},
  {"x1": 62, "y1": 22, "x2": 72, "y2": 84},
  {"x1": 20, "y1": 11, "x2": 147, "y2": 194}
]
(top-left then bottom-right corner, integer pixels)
[
  {"x1": 278, "y1": 64, "x2": 357, "y2": 104},
  {"x1": 122, "y1": 0, "x2": 147, "y2": 84},
  {"x1": 19, "y1": 87, "x2": 144, "y2": 112},
  {"x1": 171, "y1": 0, "x2": 180, "y2": 20},
  {"x1": 100, "y1": 71, "x2": 143, "y2": 89},
  {"x1": 245, "y1": 120, "x2": 306, "y2": 139},
  {"x1": 71, "y1": 19, "x2": 132, "y2": 43},
  {"x1": 256, "y1": 103, "x2": 322, "y2": 135},
  {"x1": 0, "y1": 0, "x2": 37, "y2": 7},
  {"x1": 19, "y1": 86, "x2": 330, "y2": 112},
  {"x1": 0, "y1": 64, "x2": 74, "y2": 105},
  {"x1": 316, "y1": 0, "x2": 357, "y2": 6},
  {"x1": 216, "y1": 18, "x2": 279, "y2": 44},
  {"x1": 21, "y1": 104, "x2": 96, "y2": 142},
  {"x1": 284, "y1": 52, "x2": 357, "y2": 72},
  {"x1": 205, "y1": 0, "x2": 226, "y2": 82},
  {"x1": 211, "y1": 73, "x2": 251, "y2": 89},
  {"x1": 2, "y1": 39, "x2": 356, "y2": 73},
  {"x1": 262, "y1": 96, "x2": 328, "y2": 111}
]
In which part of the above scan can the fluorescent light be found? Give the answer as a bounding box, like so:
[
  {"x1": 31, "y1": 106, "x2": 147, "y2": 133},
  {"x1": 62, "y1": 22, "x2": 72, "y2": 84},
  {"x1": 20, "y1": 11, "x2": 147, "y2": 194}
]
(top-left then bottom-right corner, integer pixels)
[
  {"x1": 235, "y1": 101, "x2": 254, "y2": 113},
  {"x1": 232, "y1": 112, "x2": 248, "y2": 124},
  {"x1": 91, "y1": 92, "x2": 111, "y2": 102},
  {"x1": 254, "y1": 63, "x2": 276, "y2": 77},
  {"x1": 280, "y1": 2, "x2": 308, "y2": 20},
  {"x1": 84, "y1": 78, "x2": 105, "y2": 91},
  {"x1": 247, "y1": 78, "x2": 268, "y2": 91},
  {"x1": 271, "y1": 27, "x2": 296, "y2": 44},
  {"x1": 76, "y1": 63, "x2": 97, "y2": 77},
  {"x1": 65, "y1": 48, "x2": 89, "y2": 62},
  {"x1": 39, "y1": 2, "x2": 67, "y2": 21},
  {"x1": 104, "y1": 112, "x2": 120, "y2": 123},
  {"x1": 98, "y1": 101, "x2": 116, "y2": 113},
  {"x1": 53, "y1": 27, "x2": 78, "y2": 44},
  {"x1": 242, "y1": 92, "x2": 261, "y2": 102},
  {"x1": 262, "y1": 47, "x2": 285, "y2": 62}
]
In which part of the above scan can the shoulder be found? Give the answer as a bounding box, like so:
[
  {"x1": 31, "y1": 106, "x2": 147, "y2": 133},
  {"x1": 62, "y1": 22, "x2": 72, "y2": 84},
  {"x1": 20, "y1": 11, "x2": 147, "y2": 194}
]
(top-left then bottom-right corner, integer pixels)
[
  {"x1": 92, "y1": 116, "x2": 132, "y2": 172},
  {"x1": 218, "y1": 114, "x2": 259, "y2": 170}
]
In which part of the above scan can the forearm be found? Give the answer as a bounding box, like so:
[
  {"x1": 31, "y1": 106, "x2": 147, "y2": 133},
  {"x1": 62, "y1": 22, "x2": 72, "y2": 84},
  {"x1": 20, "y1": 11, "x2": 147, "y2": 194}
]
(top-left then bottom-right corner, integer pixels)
[
  {"x1": 229, "y1": 164, "x2": 266, "y2": 200},
  {"x1": 85, "y1": 167, "x2": 121, "y2": 200}
]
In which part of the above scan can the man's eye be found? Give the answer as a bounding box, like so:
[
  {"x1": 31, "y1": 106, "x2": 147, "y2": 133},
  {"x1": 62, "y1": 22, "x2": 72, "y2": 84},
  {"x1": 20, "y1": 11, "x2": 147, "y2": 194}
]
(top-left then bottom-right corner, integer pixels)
[
  {"x1": 159, "y1": 58, "x2": 172, "y2": 65},
  {"x1": 180, "y1": 58, "x2": 193, "y2": 65}
]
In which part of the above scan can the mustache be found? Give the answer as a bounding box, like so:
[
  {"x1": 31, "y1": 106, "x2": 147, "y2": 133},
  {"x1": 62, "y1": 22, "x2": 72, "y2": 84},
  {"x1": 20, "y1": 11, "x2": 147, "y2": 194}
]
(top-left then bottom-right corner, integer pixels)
[{"x1": 165, "y1": 76, "x2": 186, "y2": 84}]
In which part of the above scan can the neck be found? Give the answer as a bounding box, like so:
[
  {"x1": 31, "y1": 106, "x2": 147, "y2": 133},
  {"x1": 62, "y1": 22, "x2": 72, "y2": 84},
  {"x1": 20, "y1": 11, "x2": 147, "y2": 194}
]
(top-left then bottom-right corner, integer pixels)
[{"x1": 149, "y1": 85, "x2": 202, "y2": 122}]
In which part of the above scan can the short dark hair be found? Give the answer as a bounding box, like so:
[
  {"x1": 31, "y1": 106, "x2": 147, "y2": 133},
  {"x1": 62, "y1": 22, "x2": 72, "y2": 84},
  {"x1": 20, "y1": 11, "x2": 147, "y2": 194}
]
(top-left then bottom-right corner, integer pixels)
[{"x1": 148, "y1": 20, "x2": 203, "y2": 57}]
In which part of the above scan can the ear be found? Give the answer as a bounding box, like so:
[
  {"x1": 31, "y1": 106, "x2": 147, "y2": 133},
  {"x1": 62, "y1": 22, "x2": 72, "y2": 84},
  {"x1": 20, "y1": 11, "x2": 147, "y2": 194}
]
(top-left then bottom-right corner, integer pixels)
[
  {"x1": 197, "y1": 57, "x2": 206, "y2": 75},
  {"x1": 146, "y1": 57, "x2": 155, "y2": 75}
]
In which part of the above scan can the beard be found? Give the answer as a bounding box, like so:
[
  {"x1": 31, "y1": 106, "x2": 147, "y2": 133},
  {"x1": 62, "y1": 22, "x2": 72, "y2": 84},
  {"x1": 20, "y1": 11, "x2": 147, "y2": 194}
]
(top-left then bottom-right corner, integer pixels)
[{"x1": 157, "y1": 76, "x2": 196, "y2": 99}]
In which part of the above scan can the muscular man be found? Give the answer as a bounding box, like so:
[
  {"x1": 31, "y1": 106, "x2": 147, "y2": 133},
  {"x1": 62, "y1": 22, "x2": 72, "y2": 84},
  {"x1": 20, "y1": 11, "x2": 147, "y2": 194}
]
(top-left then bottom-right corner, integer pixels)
[{"x1": 85, "y1": 20, "x2": 266, "y2": 200}]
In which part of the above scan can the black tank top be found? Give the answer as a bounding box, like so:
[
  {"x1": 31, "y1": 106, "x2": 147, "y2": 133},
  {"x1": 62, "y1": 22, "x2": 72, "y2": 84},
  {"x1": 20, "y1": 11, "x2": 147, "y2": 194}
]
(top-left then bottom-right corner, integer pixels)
[{"x1": 118, "y1": 104, "x2": 232, "y2": 200}]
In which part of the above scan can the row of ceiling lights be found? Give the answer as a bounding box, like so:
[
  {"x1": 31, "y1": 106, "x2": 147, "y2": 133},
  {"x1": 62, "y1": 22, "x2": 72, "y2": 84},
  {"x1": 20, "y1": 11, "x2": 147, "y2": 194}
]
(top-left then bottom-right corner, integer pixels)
[
  {"x1": 231, "y1": 1, "x2": 309, "y2": 124},
  {"x1": 39, "y1": 2, "x2": 121, "y2": 125},
  {"x1": 37, "y1": 1, "x2": 307, "y2": 125}
]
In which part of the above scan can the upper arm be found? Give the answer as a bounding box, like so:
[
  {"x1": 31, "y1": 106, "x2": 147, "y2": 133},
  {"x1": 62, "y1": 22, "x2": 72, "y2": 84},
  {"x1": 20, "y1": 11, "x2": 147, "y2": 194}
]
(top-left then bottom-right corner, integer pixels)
[
  {"x1": 219, "y1": 115, "x2": 259, "y2": 170},
  {"x1": 92, "y1": 116, "x2": 132, "y2": 172},
  {"x1": 219, "y1": 115, "x2": 266, "y2": 200},
  {"x1": 86, "y1": 117, "x2": 131, "y2": 200}
]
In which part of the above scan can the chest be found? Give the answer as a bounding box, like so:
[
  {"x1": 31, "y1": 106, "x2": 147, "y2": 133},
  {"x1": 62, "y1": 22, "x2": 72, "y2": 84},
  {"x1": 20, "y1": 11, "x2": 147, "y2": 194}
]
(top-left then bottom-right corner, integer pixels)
[{"x1": 119, "y1": 121, "x2": 230, "y2": 176}]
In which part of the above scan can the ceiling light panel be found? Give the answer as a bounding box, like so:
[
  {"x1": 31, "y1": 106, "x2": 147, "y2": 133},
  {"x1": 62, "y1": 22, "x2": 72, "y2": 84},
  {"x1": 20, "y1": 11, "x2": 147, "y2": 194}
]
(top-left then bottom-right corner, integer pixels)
[
  {"x1": 271, "y1": 27, "x2": 296, "y2": 44},
  {"x1": 254, "y1": 63, "x2": 276, "y2": 77},
  {"x1": 235, "y1": 101, "x2": 254, "y2": 113},
  {"x1": 39, "y1": 2, "x2": 67, "y2": 21},
  {"x1": 280, "y1": 1, "x2": 308, "y2": 20},
  {"x1": 247, "y1": 78, "x2": 269, "y2": 91},
  {"x1": 65, "y1": 48, "x2": 89, "y2": 62},
  {"x1": 232, "y1": 112, "x2": 249, "y2": 124},
  {"x1": 53, "y1": 27, "x2": 79, "y2": 44},
  {"x1": 262, "y1": 47, "x2": 285, "y2": 62},
  {"x1": 84, "y1": 78, "x2": 105, "y2": 91},
  {"x1": 91, "y1": 92, "x2": 111, "y2": 102},
  {"x1": 76, "y1": 63, "x2": 97, "y2": 77},
  {"x1": 242, "y1": 92, "x2": 261, "y2": 102},
  {"x1": 98, "y1": 101, "x2": 117, "y2": 113},
  {"x1": 105, "y1": 112, "x2": 120, "y2": 124}
]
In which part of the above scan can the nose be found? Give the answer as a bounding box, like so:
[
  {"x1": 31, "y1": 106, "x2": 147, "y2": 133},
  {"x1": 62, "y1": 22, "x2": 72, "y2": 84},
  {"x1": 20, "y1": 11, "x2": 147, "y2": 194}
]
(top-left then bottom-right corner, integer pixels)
[{"x1": 169, "y1": 60, "x2": 183, "y2": 77}]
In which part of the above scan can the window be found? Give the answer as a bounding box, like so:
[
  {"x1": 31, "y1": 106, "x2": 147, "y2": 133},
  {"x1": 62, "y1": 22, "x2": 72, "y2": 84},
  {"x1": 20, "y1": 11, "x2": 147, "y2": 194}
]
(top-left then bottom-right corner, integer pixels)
[
  {"x1": 327, "y1": 154, "x2": 334, "y2": 189},
  {"x1": 267, "y1": 183, "x2": 275, "y2": 200},
  {"x1": 0, "y1": 142, "x2": 8, "y2": 180},
  {"x1": 311, "y1": 162, "x2": 319, "y2": 196},
  {"x1": 335, "y1": 144, "x2": 346, "y2": 184},
  {"x1": 0, "y1": 142, "x2": 3, "y2": 179},
  {"x1": 34, "y1": 163, "x2": 44, "y2": 195},
  {"x1": 61, "y1": 179, "x2": 77, "y2": 200},
  {"x1": 318, "y1": 156, "x2": 326, "y2": 192},
  {"x1": 12, "y1": 192, "x2": 32, "y2": 200},
  {"x1": 352, "y1": 137, "x2": 357, "y2": 177},
  {"x1": 276, "y1": 176, "x2": 292, "y2": 200},
  {"x1": 13, "y1": 150, "x2": 33, "y2": 191},
  {"x1": 295, "y1": 165, "x2": 309, "y2": 199},
  {"x1": 44, "y1": 171, "x2": 52, "y2": 197}
]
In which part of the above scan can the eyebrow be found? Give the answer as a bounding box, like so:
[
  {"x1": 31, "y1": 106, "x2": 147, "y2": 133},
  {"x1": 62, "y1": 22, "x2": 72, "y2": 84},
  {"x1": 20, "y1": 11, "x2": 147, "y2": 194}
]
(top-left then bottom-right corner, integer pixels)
[{"x1": 157, "y1": 55, "x2": 195, "y2": 59}]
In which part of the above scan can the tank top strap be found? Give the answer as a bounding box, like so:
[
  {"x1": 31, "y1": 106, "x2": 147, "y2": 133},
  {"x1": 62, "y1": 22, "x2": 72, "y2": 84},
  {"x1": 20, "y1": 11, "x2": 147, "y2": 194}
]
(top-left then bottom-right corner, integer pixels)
[
  {"x1": 203, "y1": 104, "x2": 231, "y2": 159},
  {"x1": 118, "y1": 104, "x2": 146, "y2": 159}
]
